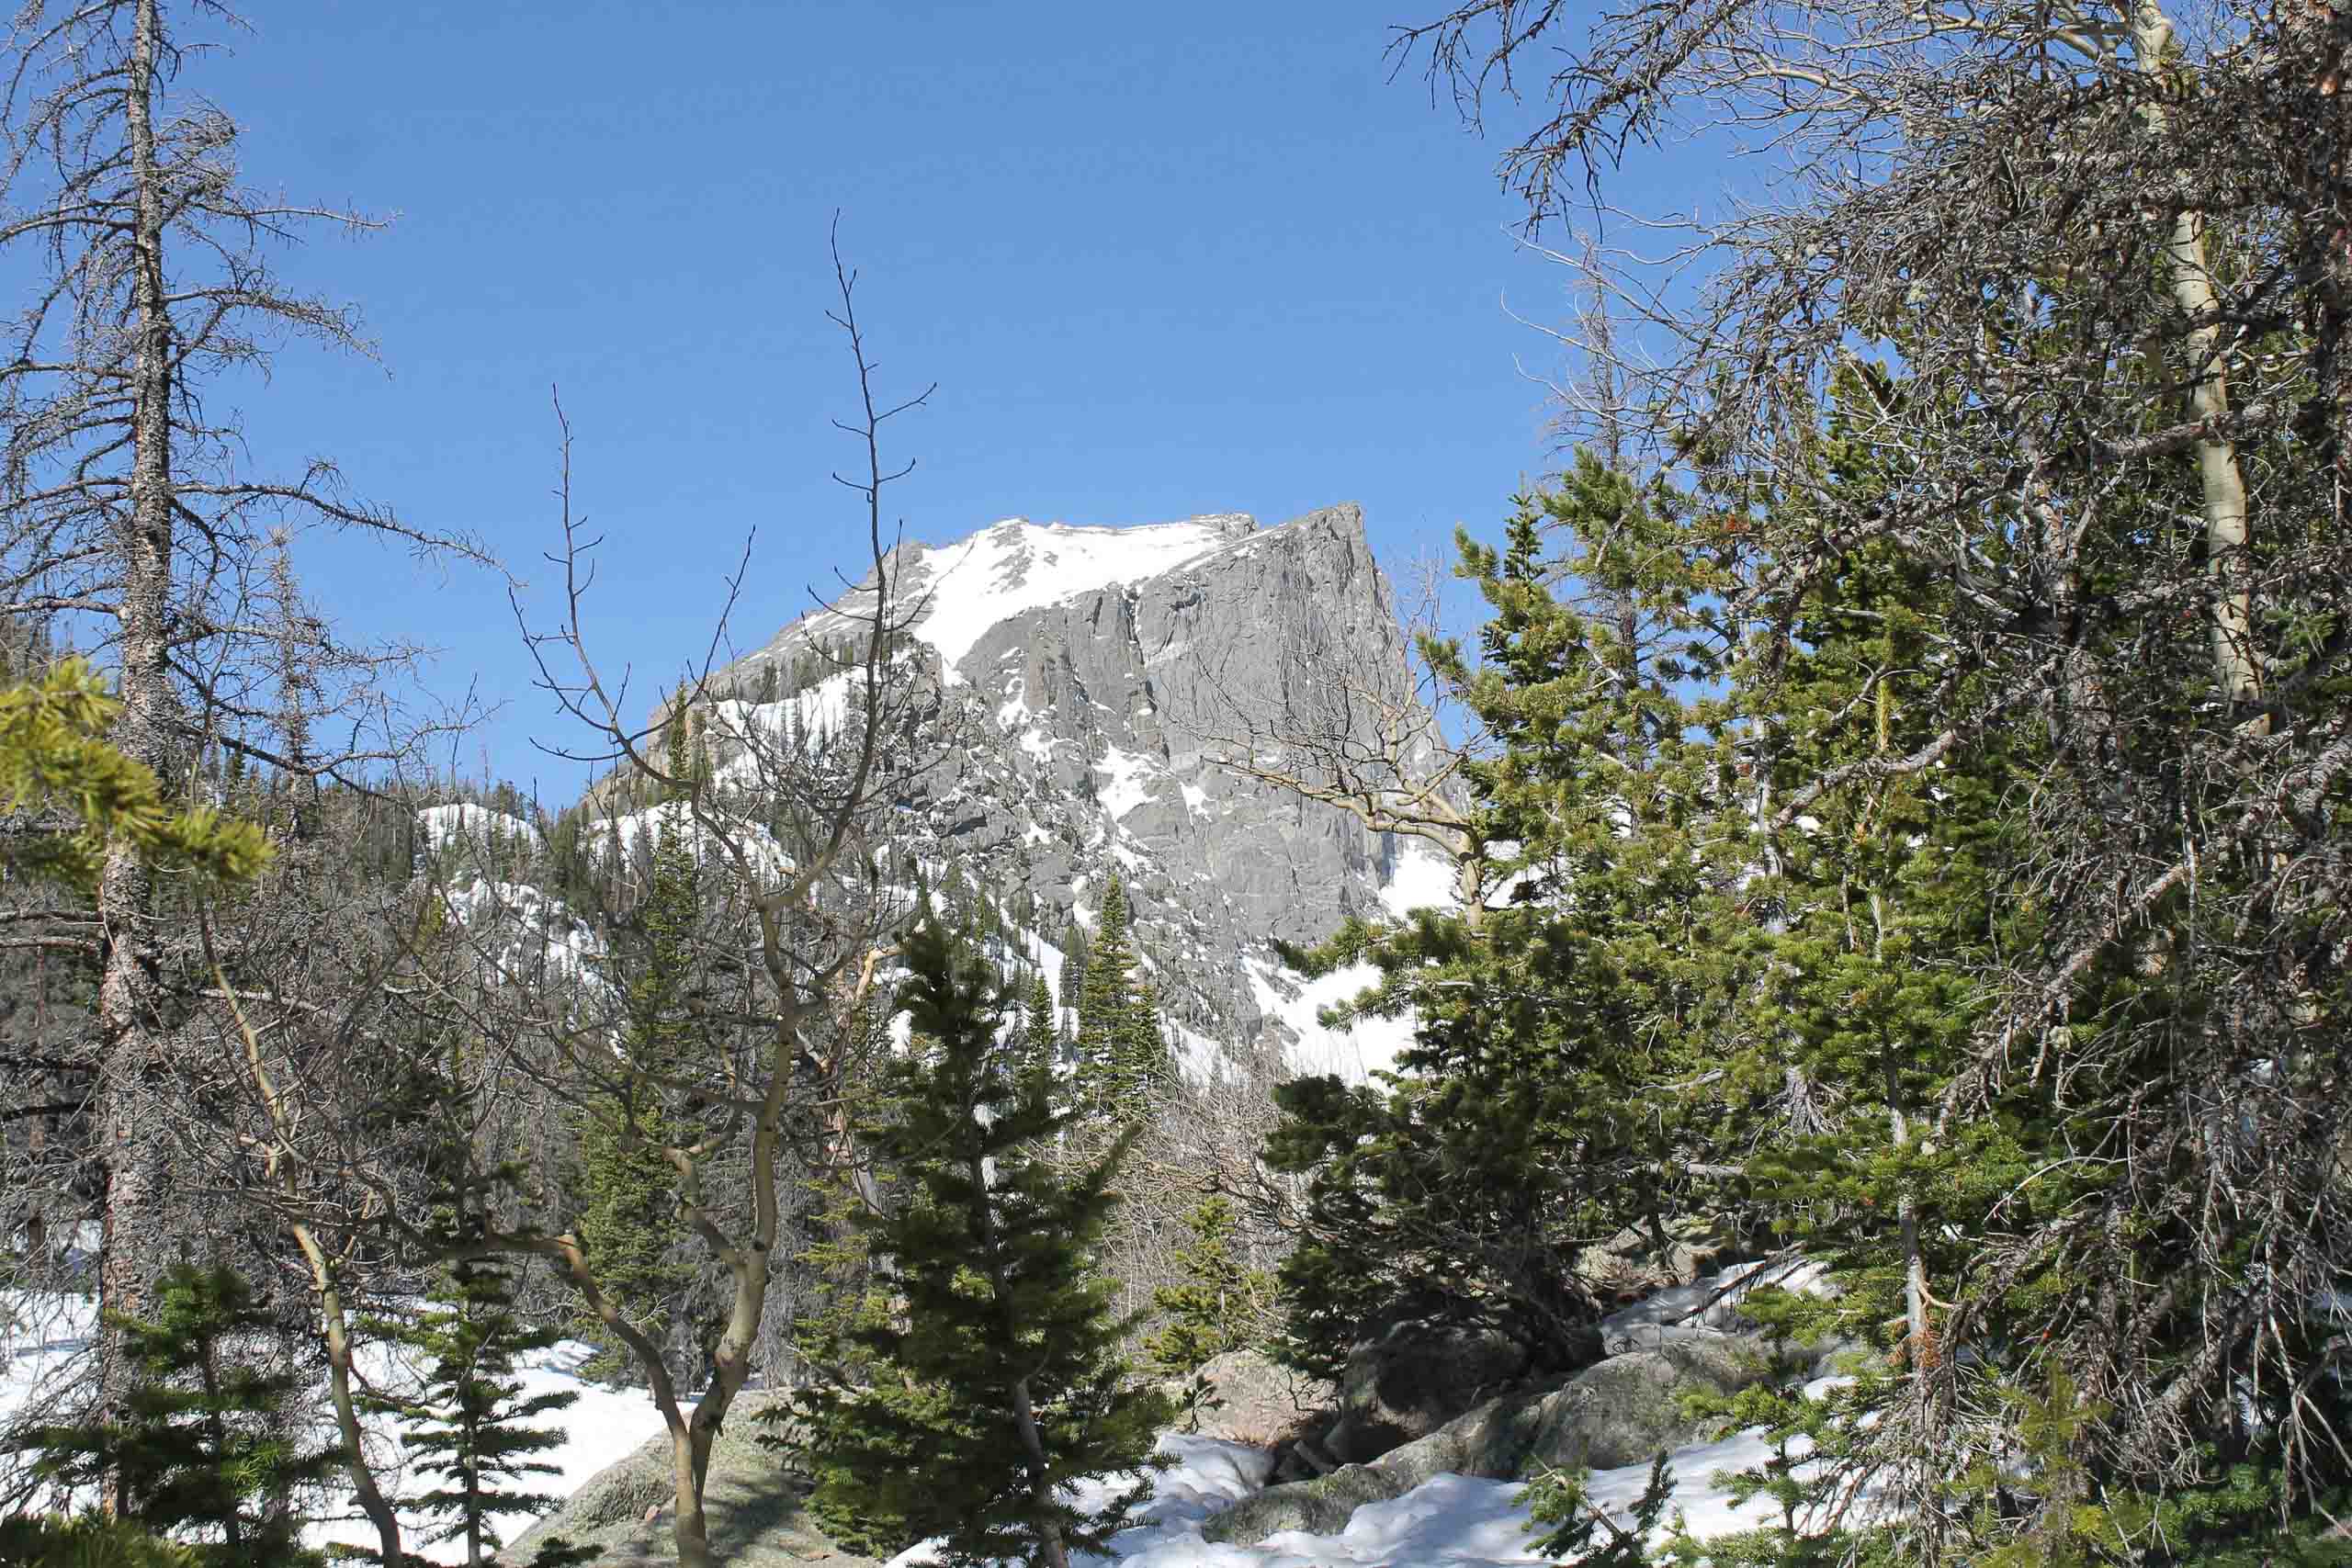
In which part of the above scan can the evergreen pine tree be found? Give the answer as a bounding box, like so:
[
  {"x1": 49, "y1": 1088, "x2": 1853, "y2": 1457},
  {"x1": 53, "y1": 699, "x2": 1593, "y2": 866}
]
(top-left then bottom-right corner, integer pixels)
[
  {"x1": 1117, "y1": 977, "x2": 1172, "y2": 1109},
  {"x1": 15, "y1": 1262, "x2": 342, "y2": 1567},
  {"x1": 1072, "y1": 875, "x2": 1165, "y2": 1127},
  {"x1": 1143, "y1": 1195, "x2": 1276, "y2": 1381},
  {"x1": 1263, "y1": 463, "x2": 1757, "y2": 1377},
  {"x1": 570, "y1": 713, "x2": 707, "y2": 1385},
  {"x1": 797, "y1": 921, "x2": 1173, "y2": 1568},
  {"x1": 1019, "y1": 970, "x2": 1061, "y2": 1103},
  {"x1": 361, "y1": 1258, "x2": 589, "y2": 1568}
]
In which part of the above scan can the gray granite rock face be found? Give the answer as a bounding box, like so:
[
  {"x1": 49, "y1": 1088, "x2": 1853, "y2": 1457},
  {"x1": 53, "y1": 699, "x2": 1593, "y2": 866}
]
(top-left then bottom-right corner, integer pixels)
[
  {"x1": 1167, "y1": 1348, "x2": 1336, "y2": 1448},
  {"x1": 719, "y1": 505, "x2": 1436, "y2": 1058}
]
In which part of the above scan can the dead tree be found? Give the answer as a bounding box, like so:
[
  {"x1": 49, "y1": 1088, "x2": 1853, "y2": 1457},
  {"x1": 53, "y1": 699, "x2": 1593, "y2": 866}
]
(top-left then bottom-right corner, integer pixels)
[{"x1": 0, "y1": 0, "x2": 487, "y2": 1499}]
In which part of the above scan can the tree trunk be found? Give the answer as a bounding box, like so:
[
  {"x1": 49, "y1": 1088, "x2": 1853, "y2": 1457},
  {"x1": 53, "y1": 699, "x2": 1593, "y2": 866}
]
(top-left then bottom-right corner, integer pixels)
[
  {"x1": 95, "y1": 0, "x2": 181, "y2": 1511},
  {"x1": 2133, "y1": 0, "x2": 2260, "y2": 710},
  {"x1": 668, "y1": 1422, "x2": 713, "y2": 1568},
  {"x1": 299, "y1": 1230, "x2": 405, "y2": 1568},
  {"x1": 966, "y1": 1148, "x2": 1071, "y2": 1568}
]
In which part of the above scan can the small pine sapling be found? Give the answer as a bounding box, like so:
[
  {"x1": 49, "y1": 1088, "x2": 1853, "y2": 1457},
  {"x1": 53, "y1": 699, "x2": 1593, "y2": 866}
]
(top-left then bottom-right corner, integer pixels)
[
  {"x1": 1143, "y1": 1194, "x2": 1278, "y2": 1427},
  {"x1": 16, "y1": 1261, "x2": 341, "y2": 1567},
  {"x1": 359, "y1": 1258, "x2": 593, "y2": 1568},
  {"x1": 1525, "y1": 1451, "x2": 1676, "y2": 1565}
]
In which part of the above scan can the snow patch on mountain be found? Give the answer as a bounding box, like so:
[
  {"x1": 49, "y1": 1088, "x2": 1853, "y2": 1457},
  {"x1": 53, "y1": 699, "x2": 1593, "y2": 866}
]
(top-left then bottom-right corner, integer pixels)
[
  {"x1": 582, "y1": 805, "x2": 791, "y2": 881},
  {"x1": 1249, "y1": 961, "x2": 1417, "y2": 1082},
  {"x1": 444, "y1": 878, "x2": 603, "y2": 986},
  {"x1": 1095, "y1": 744, "x2": 1160, "y2": 820},
  {"x1": 912, "y1": 517, "x2": 1253, "y2": 678},
  {"x1": 416, "y1": 803, "x2": 540, "y2": 855},
  {"x1": 1379, "y1": 841, "x2": 1459, "y2": 919}
]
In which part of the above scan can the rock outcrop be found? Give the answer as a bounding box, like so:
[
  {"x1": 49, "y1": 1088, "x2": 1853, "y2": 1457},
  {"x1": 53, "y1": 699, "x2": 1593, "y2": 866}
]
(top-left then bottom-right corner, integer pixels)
[
  {"x1": 1210, "y1": 1257, "x2": 1838, "y2": 1546},
  {"x1": 495, "y1": 1393, "x2": 874, "y2": 1568},
  {"x1": 1325, "y1": 1315, "x2": 1533, "y2": 1464},
  {"x1": 1206, "y1": 1337, "x2": 1782, "y2": 1545},
  {"x1": 712, "y1": 505, "x2": 1446, "y2": 1064},
  {"x1": 1172, "y1": 1348, "x2": 1336, "y2": 1449}
]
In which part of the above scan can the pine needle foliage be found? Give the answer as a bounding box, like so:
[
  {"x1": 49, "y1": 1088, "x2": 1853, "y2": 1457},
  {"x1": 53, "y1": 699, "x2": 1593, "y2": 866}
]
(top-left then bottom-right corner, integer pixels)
[
  {"x1": 570, "y1": 717, "x2": 708, "y2": 1384},
  {"x1": 0, "y1": 658, "x2": 270, "y2": 888},
  {"x1": 12, "y1": 1263, "x2": 339, "y2": 1568},
  {"x1": 1070, "y1": 874, "x2": 1169, "y2": 1128},
  {"x1": 356, "y1": 1258, "x2": 586, "y2": 1568},
  {"x1": 797, "y1": 919, "x2": 1174, "y2": 1568},
  {"x1": 1143, "y1": 1195, "x2": 1277, "y2": 1381},
  {"x1": 0, "y1": 1514, "x2": 205, "y2": 1568}
]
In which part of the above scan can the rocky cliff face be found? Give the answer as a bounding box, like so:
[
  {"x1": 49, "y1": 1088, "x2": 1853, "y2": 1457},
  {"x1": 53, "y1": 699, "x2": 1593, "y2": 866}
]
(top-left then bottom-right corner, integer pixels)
[{"x1": 718, "y1": 503, "x2": 1441, "y2": 1067}]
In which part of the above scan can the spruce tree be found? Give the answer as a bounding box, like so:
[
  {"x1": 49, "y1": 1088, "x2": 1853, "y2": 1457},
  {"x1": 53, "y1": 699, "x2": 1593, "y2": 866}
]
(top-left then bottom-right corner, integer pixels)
[
  {"x1": 798, "y1": 920, "x2": 1173, "y2": 1568},
  {"x1": 1019, "y1": 970, "x2": 1062, "y2": 1103},
  {"x1": 16, "y1": 1262, "x2": 342, "y2": 1567},
  {"x1": 362, "y1": 1258, "x2": 587, "y2": 1568},
  {"x1": 1071, "y1": 875, "x2": 1165, "y2": 1127},
  {"x1": 1264, "y1": 463, "x2": 1753, "y2": 1376},
  {"x1": 570, "y1": 716, "x2": 707, "y2": 1385}
]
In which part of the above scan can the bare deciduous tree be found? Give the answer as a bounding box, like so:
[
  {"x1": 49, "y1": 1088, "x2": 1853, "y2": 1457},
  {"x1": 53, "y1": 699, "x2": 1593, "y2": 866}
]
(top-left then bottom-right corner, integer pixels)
[{"x1": 461, "y1": 235, "x2": 944, "y2": 1568}]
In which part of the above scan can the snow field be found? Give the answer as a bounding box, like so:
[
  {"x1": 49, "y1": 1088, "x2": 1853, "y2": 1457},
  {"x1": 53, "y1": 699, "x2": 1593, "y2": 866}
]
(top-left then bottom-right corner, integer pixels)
[
  {"x1": 6, "y1": 1265, "x2": 1849, "y2": 1567},
  {"x1": 913, "y1": 519, "x2": 1251, "y2": 677}
]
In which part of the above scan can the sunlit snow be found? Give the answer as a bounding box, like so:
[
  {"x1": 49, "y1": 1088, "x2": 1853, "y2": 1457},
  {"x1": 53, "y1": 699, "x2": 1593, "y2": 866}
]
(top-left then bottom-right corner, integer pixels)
[
  {"x1": 3, "y1": 1261, "x2": 1850, "y2": 1568},
  {"x1": 415, "y1": 803, "x2": 541, "y2": 855},
  {"x1": 1093, "y1": 743, "x2": 1160, "y2": 820},
  {"x1": 911, "y1": 517, "x2": 1252, "y2": 679}
]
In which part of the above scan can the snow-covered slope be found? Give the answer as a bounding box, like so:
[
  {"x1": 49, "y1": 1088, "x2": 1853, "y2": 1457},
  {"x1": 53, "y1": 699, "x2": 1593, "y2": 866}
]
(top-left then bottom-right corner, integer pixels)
[
  {"x1": 2, "y1": 1261, "x2": 1841, "y2": 1568},
  {"x1": 907, "y1": 516, "x2": 1259, "y2": 676}
]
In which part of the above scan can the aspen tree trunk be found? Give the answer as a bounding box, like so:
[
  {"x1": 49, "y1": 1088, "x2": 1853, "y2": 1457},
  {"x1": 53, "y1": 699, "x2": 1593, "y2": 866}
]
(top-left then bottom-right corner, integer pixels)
[
  {"x1": 295, "y1": 1226, "x2": 407, "y2": 1568},
  {"x1": 2132, "y1": 0, "x2": 2260, "y2": 709},
  {"x1": 94, "y1": 0, "x2": 182, "y2": 1511}
]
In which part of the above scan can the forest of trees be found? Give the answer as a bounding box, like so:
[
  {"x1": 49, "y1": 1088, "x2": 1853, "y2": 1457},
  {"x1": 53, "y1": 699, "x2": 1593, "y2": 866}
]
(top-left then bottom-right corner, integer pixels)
[{"x1": 0, "y1": 0, "x2": 2347, "y2": 1564}]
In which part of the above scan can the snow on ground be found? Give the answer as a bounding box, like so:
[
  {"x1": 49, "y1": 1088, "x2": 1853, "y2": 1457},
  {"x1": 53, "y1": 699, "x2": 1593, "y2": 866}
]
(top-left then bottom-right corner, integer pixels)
[
  {"x1": 6, "y1": 1258, "x2": 1848, "y2": 1568},
  {"x1": 882, "y1": 1421, "x2": 1822, "y2": 1567},
  {"x1": 1602, "y1": 1257, "x2": 1834, "y2": 1353},
  {"x1": 913, "y1": 518, "x2": 1250, "y2": 677},
  {"x1": 304, "y1": 1337, "x2": 671, "y2": 1564},
  {"x1": 1, "y1": 1290, "x2": 95, "y2": 1453}
]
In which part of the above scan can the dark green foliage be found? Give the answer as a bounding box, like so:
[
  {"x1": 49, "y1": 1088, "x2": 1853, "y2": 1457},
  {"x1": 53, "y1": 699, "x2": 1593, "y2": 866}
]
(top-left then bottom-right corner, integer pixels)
[
  {"x1": 1143, "y1": 1195, "x2": 1277, "y2": 1381},
  {"x1": 1266, "y1": 464, "x2": 1753, "y2": 1376},
  {"x1": 0, "y1": 1514, "x2": 204, "y2": 1568},
  {"x1": 797, "y1": 920, "x2": 1174, "y2": 1567},
  {"x1": 570, "y1": 716, "x2": 712, "y2": 1385},
  {"x1": 1019, "y1": 971, "x2": 1063, "y2": 1101},
  {"x1": 1526, "y1": 1451, "x2": 1675, "y2": 1564},
  {"x1": 14, "y1": 1263, "x2": 340, "y2": 1568},
  {"x1": 356, "y1": 1258, "x2": 581, "y2": 1568},
  {"x1": 1070, "y1": 875, "x2": 1169, "y2": 1127}
]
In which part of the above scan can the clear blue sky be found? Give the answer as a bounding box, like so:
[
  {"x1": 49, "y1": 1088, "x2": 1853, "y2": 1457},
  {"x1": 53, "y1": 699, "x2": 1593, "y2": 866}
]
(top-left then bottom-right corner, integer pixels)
[{"x1": 187, "y1": 1, "x2": 1657, "y2": 795}]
